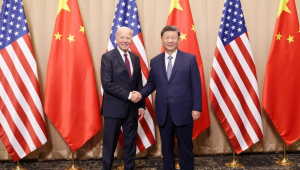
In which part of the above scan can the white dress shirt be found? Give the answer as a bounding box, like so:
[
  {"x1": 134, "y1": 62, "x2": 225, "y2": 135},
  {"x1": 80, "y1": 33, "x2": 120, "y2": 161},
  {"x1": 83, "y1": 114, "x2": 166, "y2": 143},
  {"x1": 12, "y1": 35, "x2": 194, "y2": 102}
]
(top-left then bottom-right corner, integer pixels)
[{"x1": 165, "y1": 50, "x2": 178, "y2": 72}]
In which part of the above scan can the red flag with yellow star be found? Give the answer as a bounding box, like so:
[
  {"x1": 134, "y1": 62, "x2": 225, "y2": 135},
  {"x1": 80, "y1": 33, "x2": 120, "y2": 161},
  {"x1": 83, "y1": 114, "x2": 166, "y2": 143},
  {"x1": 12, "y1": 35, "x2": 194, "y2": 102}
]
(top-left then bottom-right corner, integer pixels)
[
  {"x1": 165, "y1": 0, "x2": 210, "y2": 139},
  {"x1": 44, "y1": 0, "x2": 101, "y2": 151},
  {"x1": 263, "y1": 0, "x2": 300, "y2": 145}
]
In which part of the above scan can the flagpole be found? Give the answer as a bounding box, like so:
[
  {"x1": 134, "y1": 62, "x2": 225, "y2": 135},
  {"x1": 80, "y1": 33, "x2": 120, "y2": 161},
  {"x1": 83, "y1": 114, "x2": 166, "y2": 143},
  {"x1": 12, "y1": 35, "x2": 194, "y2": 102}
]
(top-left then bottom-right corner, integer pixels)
[
  {"x1": 66, "y1": 152, "x2": 82, "y2": 170},
  {"x1": 13, "y1": 161, "x2": 26, "y2": 170},
  {"x1": 225, "y1": 151, "x2": 243, "y2": 168},
  {"x1": 275, "y1": 143, "x2": 294, "y2": 166}
]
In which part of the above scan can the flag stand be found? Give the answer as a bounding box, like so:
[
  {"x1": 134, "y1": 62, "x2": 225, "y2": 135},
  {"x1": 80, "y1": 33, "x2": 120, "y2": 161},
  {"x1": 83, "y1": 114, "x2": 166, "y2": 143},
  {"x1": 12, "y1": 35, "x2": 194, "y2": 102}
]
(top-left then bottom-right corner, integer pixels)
[
  {"x1": 175, "y1": 161, "x2": 180, "y2": 169},
  {"x1": 13, "y1": 161, "x2": 26, "y2": 170},
  {"x1": 225, "y1": 151, "x2": 243, "y2": 167},
  {"x1": 65, "y1": 152, "x2": 82, "y2": 170},
  {"x1": 275, "y1": 143, "x2": 293, "y2": 166}
]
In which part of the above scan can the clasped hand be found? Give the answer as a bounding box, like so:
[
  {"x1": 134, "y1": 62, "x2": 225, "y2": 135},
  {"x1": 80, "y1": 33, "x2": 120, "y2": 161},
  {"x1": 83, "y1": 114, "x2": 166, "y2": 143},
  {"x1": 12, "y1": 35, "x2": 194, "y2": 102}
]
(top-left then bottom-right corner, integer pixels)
[{"x1": 130, "y1": 91, "x2": 142, "y2": 103}]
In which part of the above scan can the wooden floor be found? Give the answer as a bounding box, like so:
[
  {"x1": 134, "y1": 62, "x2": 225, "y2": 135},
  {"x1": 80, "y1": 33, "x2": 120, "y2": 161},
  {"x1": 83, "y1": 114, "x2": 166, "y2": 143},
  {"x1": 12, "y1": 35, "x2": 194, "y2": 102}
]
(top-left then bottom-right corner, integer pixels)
[{"x1": 1, "y1": 152, "x2": 300, "y2": 169}]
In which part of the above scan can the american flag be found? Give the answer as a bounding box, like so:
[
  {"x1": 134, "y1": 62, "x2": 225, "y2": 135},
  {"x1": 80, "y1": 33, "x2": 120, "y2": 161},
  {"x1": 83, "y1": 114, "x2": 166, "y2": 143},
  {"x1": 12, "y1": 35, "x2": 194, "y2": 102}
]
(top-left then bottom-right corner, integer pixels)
[
  {"x1": 0, "y1": 0, "x2": 47, "y2": 161},
  {"x1": 209, "y1": 0, "x2": 263, "y2": 154},
  {"x1": 102, "y1": 0, "x2": 155, "y2": 153}
]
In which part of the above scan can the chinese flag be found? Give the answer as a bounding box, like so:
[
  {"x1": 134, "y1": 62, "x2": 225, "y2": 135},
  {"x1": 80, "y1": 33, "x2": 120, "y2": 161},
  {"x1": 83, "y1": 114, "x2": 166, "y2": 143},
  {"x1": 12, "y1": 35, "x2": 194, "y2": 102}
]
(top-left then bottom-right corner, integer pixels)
[
  {"x1": 44, "y1": 0, "x2": 101, "y2": 151},
  {"x1": 165, "y1": 0, "x2": 210, "y2": 139},
  {"x1": 263, "y1": 0, "x2": 300, "y2": 145}
]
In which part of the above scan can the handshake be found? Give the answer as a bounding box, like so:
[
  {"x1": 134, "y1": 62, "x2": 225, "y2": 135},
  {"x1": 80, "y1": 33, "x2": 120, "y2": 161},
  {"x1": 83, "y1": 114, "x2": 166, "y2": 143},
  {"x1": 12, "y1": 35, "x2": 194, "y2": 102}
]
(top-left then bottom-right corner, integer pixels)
[{"x1": 130, "y1": 91, "x2": 142, "y2": 103}]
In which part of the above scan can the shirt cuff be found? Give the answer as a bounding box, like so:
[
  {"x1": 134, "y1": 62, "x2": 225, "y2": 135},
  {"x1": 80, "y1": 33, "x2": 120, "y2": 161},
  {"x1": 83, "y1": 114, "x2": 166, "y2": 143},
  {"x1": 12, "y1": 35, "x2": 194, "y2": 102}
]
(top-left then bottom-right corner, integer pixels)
[{"x1": 128, "y1": 92, "x2": 132, "y2": 100}]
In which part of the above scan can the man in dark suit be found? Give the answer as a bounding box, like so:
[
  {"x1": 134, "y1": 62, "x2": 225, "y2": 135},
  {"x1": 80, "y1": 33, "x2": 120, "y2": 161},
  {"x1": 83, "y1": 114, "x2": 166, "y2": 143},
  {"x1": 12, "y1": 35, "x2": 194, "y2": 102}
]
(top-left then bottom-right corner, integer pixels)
[
  {"x1": 101, "y1": 27, "x2": 145, "y2": 170},
  {"x1": 133, "y1": 25, "x2": 202, "y2": 170}
]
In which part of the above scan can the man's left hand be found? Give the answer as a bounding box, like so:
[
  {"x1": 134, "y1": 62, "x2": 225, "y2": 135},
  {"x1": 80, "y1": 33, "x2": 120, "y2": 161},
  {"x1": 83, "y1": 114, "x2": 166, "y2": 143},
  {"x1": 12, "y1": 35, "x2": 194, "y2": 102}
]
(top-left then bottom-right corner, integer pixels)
[
  {"x1": 138, "y1": 108, "x2": 145, "y2": 121},
  {"x1": 192, "y1": 110, "x2": 201, "y2": 121}
]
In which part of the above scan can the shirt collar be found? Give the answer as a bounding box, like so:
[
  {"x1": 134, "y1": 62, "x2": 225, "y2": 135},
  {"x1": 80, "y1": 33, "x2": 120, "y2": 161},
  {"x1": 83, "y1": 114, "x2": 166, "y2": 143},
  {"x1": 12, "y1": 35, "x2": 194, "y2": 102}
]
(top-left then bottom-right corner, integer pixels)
[
  {"x1": 165, "y1": 50, "x2": 178, "y2": 60},
  {"x1": 117, "y1": 46, "x2": 129, "y2": 57}
]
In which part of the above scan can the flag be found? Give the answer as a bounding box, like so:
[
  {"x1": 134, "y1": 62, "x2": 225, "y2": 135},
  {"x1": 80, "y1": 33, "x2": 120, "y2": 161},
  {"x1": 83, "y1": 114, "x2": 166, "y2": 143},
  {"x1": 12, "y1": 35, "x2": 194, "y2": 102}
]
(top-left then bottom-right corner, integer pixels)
[
  {"x1": 209, "y1": 0, "x2": 263, "y2": 154},
  {"x1": 0, "y1": 0, "x2": 48, "y2": 161},
  {"x1": 263, "y1": 0, "x2": 300, "y2": 145},
  {"x1": 103, "y1": 0, "x2": 156, "y2": 153},
  {"x1": 166, "y1": 0, "x2": 210, "y2": 139},
  {"x1": 44, "y1": 0, "x2": 101, "y2": 151}
]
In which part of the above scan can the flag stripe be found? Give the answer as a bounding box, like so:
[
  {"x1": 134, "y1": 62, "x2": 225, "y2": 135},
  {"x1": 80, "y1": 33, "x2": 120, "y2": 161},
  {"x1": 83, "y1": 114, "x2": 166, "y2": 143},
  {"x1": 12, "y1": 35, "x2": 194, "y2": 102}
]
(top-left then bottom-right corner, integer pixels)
[
  {"x1": 0, "y1": 46, "x2": 47, "y2": 144},
  {"x1": 0, "y1": 69, "x2": 42, "y2": 149},
  {"x1": 209, "y1": 78, "x2": 248, "y2": 151},
  {"x1": 0, "y1": 109, "x2": 26, "y2": 159},
  {"x1": 211, "y1": 55, "x2": 259, "y2": 144}
]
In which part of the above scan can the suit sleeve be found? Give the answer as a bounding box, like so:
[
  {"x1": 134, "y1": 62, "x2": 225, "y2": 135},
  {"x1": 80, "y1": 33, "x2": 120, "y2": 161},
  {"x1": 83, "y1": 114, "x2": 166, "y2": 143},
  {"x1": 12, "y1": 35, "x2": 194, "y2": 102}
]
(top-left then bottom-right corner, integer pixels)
[
  {"x1": 190, "y1": 56, "x2": 202, "y2": 112},
  {"x1": 136, "y1": 56, "x2": 145, "y2": 109},
  {"x1": 140, "y1": 60, "x2": 156, "y2": 99},
  {"x1": 101, "y1": 53, "x2": 130, "y2": 102}
]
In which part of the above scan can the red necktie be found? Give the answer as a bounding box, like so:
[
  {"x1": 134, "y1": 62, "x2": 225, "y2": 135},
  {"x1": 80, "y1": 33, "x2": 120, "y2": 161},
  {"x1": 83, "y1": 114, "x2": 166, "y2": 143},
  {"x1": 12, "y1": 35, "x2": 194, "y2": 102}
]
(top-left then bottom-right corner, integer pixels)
[{"x1": 124, "y1": 53, "x2": 132, "y2": 79}]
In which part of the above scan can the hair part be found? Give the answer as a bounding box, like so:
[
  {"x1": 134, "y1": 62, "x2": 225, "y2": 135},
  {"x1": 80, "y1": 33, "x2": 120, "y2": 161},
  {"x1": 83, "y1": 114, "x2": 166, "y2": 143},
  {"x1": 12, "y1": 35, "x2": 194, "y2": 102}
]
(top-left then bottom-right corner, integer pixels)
[{"x1": 161, "y1": 25, "x2": 180, "y2": 37}]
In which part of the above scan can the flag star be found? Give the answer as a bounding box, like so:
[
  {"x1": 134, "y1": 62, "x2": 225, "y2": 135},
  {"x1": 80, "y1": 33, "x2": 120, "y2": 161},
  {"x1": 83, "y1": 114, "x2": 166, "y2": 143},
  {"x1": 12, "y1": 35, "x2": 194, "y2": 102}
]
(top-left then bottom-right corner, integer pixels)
[
  {"x1": 131, "y1": 22, "x2": 135, "y2": 26},
  {"x1": 122, "y1": 2, "x2": 125, "y2": 6},
  {"x1": 223, "y1": 38, "x2": 227, "y2": 42},
  {"x1": 6, "y1": 3, "x2": 11, "y2": 8},
  {"x1": 79, "y1": 26, "x2": 85, "y2": 34},
  {"x1": 228, "y1": 8, "x2": 232, "y2": 13},
  {"x1": 126, "y1": 12, "x2": 130, "y2": 17},
  {"x1": 132, "y1": 15, "x2": 136, "y2": 19},
  {"x1": 115, "y1": 7, "x2": 118, "y2": 11},
  {"x1": 180, "y1": 32, "x2": 187, "y2": 41},
  {"x1": 240, "y1": 13, "x2": 243, "y2": 17},
  {"x1": 125, "y1": 20, "x2": 128, "y2": 24},
  {"x1": 8, "y1": 29, "x2": 12, "y2": 34},
  {"x1": 227, "y1": 16, "x2": 231, "y2": 20},
  {"x1": 118, "y1": 17, "x2": 122, "y2": 21},
  {"x1": 112, "y1": 23, "x2": 114, "y2": 26},
  {"x1": 220, "y1": 21, "x2": 224, "y2": 25},
  {"x1": 120, "y1": 9, "x2": 124, "y2": 14},
  {"x1": 113, "y1": 15, "x2": 116, "y2": 19},
  {"x1": 11, "y1": 13, "x2": 15, "y2": 18},
  {"x1": 235, "y1": 4, "x2": 239, "y2": 8},
  {"x1": 127, "y1": 5, "x2": 131, "y2": 9},
  {"x1": 229, "y1": 1, "x2": 233, "y2": 5},
  {"x1": 219, "y1": 28, "x2": 222, "y2": 32},
  {"x1": 19, "y1": 8, "x2": 23, "y2": 13},
  {"x1": 114, "y1": 39, "x2": 117, "y2": 44},
  {"x1": 10, "y1": 21, "x2": 14, "y2": 26},
  {"x1": 191, "y1": 25, "x2": 196, "y2": 32},
  {"x1": 234, "y1": 11, "x2": 237, "y2": 15},
  {"x1": 287, "y1": 35, "x2": 294, "y2": 43},
  {"x1": 2, "y1": 18, "x2": 7, "y2": 23},
  {"x1": 13, "y1": 6, "x2": 17, "y2": 10},
  {"x1": 1, "y1": 26, "x2": 5, "y2": 31},
  {"x1": 22, "y1": 26, "x2": 27, "y2": 31},
  {"x1": 0, "y1": 42, "x2": 2, "y2": 46},
  {"x1": 17, "y1": 16, "x2": 21, "y2": 21},
  {"x1": 237, "y1": 28, "x2": 242, "y2": 32},
  {"x1": 24, "y1": 19, "x2": 27, "y2": 23},
  {"x1": 6, "y1": 36, "x2": 11, "y2": 41},
  {"x1": 117, "y1": 24, "x2": 121, "y2": 28},
  {"x1": 230, "y1": 33, "x2": 234, "y2": 37},
  {"x1": 14, "y1": 31, "x2": 19, "y2": 36},
  {"x1": 67, "y1": 34, "x2": 75, "y2": 43},
  {"x1": 239, "y1": 20, "x2": 243, "y2": 25},
  {"x1": 0, "y1": 34, "x2": 3, "y2": 38},
  {"x1": 278, "y1": 0, "x2": 291, "y2": 17},
  {"x1": 231, "y1": 25, "x2": 235, "y2": 30},
  {"x1": 20, "y1": 1, "x2": 23, "y2": 5},
  {"x1": 5, "y1": 11, "x2": 9, "y2": 15},
  {"x1": 54, "y1": 32, "x2": 62, "y2": 40},
  {"x1": 57, "y1": 0, "x2": 71, "y2": 15},
  {"x1": 223, "y1": 7, "x2": 226, "y2": 10},
  {"x1": 16, "y1": 24, "x2": 20, "y2": 28},
  {"x1": 137, "y1": 25, "x2": 140, "y2": 29},
  {"x1": 134, "y1": 7, "x2": 137, "y2": 11},
  {"x1": 225, "y1": 30, "x2": 228, "y2": 35},
  {"x1": 222, "y1": 14, "x2": 225, "y2": 18},
  {"x1": 233, "y1": 18, "x2": 236, "y2": 22},
  {"x1": 276, "y1": 32, "x2": 282, "y2": 40},
  {"x1": 226, "y1": 23, "x2": 229, "y2": 27},
  {"x1": 14, "y1": 0, "x2": 18, "y2": 2}
]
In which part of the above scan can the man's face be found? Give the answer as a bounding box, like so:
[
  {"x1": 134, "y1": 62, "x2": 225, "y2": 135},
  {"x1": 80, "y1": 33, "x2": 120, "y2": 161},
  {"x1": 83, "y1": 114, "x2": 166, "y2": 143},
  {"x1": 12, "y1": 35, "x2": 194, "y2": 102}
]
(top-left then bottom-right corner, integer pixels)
[
  {"x1": 161, "y1": 31, "x2": 179, "y2": 54},
  {"x1": 116, "y1": 28, "x2": 132, "y2": 53}
]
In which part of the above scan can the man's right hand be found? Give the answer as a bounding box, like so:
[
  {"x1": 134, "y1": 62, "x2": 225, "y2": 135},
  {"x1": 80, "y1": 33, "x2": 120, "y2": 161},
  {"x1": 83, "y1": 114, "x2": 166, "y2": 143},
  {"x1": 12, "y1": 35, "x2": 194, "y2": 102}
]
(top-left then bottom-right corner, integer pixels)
[{"x1": 131, "y1": 91, "x2": 142, "y2": 103}]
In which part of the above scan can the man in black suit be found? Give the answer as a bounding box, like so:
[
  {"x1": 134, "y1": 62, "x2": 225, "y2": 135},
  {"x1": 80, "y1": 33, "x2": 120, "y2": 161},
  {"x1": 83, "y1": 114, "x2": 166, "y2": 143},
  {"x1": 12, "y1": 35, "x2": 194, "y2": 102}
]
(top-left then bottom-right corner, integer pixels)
[
  {"x1": 101, "y1": 27, "x2": 145, "y2": 170},
  {"x1": 133, "y1": 25, "x2": 202, "y2": 170}
]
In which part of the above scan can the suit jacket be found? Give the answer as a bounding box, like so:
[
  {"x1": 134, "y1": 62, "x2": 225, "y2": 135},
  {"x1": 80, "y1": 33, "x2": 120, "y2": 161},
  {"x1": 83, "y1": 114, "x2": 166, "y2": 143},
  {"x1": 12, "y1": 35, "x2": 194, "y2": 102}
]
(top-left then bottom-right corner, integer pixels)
[
  {"x1": 101, "y1": 48, "x2": 144, "y2": 118},
  {"x1": 140, "y1": 50, "x2": 202, "y2": 126}
]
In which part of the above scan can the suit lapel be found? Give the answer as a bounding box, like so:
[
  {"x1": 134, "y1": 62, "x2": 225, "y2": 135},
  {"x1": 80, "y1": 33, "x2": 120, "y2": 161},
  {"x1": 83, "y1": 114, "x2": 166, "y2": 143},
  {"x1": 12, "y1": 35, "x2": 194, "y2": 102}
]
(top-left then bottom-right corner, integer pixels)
[
  {"x1": 114, "y1": 48, "x2": 131, "y2": 80},
  {"x1": 159, "y1": 53, "x2": 168, "y2": 83},
  {"x1": 168, "y1": 50, "x2": 183, "y2": 82},
  {"x1": 129, "y1": 51, "x2": 136, "y2": 81}
]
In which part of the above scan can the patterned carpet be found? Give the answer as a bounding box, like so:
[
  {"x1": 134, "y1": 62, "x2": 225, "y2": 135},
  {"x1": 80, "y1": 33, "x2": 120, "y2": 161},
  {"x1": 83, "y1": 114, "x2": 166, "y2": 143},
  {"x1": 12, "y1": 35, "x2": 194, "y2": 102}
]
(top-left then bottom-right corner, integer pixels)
[{"x1": 1, "y1": 153, "x2": 300, "y2": 170}]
